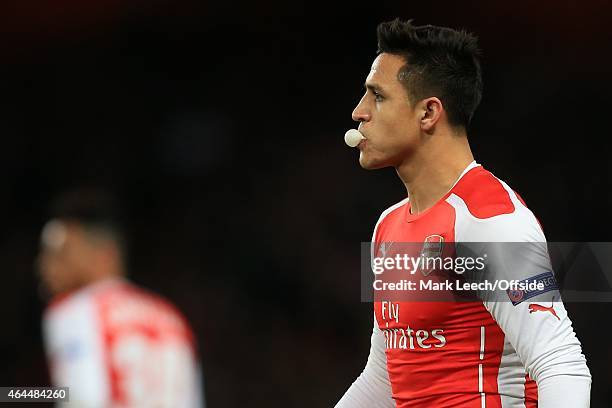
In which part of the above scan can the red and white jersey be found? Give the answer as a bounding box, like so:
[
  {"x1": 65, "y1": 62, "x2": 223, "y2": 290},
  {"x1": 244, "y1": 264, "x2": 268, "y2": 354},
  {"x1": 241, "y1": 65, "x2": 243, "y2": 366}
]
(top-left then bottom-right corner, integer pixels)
[
  {"x1": 337, "y1": 161, "x2": 591, "y2": 408},
  {"x1": 43, "y1": 278, "x2": 204, "y2": 408}
]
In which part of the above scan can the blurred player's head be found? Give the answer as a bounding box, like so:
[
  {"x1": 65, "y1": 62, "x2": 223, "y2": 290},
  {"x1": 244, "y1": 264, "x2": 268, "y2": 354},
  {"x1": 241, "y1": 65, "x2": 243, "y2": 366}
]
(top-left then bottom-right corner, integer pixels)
[
  {"x1": 352, "y1": 19, "x2": 482, "y2": 170},
  {"x1": 37, "y1": 190, "x2": 127, "y2": 297}
]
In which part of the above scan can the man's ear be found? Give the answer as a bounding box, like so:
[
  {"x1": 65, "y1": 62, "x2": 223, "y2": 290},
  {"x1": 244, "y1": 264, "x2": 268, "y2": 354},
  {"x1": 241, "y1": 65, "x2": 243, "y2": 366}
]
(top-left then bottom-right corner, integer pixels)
[{"x1": 419, "y1": 97, "x2": 443, "y2": 133}]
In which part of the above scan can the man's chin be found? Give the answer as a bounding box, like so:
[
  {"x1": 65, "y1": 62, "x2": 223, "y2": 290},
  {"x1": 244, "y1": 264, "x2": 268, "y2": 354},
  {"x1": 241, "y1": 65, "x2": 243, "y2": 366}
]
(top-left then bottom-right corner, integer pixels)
[{"x1": 359, "y1": 154, "x2": 387, "y2": 170}]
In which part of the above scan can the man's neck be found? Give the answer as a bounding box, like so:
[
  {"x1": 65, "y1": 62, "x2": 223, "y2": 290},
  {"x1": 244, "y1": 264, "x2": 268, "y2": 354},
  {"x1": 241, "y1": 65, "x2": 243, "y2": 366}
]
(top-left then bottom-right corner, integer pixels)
[
  {"x1": 83, "y1": 269, "x2": 125, "y2": 290},
  {"x1": 396, "y1": 131, "x2": 474, "y2": 215}
]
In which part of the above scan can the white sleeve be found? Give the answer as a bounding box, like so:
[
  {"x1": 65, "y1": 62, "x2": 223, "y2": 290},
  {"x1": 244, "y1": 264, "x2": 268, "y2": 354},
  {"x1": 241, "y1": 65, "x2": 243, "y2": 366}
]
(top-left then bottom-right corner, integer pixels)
[
  {"x1": 335, "y1": 314, "x2": 394, "y2": 407},
  {"x1": 43, "y1": 295, "x2": 110, "y2": 407},
  {"x1": 449, "y1": 189, "x2": 591, "y2": 408},
  {"x1": 482, "y1": 242, "x2": 591, "y2": 408}
]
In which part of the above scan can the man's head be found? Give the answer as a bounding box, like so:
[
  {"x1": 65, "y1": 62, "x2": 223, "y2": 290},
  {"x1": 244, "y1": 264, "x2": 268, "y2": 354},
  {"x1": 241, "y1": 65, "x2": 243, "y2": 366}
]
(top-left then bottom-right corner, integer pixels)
[
  {"x1": 37, "y1": 190, "x2": 126, "y2": 297},
  {"x1": 352, "y1": 19, "x2": 482, "y2": 170}
]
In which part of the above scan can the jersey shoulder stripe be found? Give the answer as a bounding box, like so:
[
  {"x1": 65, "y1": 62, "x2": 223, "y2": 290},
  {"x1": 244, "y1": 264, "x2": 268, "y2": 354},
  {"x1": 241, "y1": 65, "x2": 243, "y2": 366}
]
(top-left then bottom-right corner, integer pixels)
[{"x1": 452, "y1": 167, "x2": 516, "y2": 219}]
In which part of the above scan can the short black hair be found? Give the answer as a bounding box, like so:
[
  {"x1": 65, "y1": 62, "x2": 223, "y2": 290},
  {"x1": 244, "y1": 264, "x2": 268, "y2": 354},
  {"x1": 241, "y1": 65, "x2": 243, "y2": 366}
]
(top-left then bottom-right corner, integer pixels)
[
  {"x1": 377, "y1": 19, "x2": 483, "y2": 128},
  {"x1": 48, "y1": 189, "x2": 127, "y2": 256}
]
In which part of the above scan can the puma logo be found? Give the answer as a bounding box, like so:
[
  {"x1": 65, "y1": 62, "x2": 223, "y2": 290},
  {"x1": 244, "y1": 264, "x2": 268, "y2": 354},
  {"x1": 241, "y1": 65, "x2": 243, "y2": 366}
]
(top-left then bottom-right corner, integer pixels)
[{"x1": 528, "y1": 297, "x2": 560, "y2": 320}]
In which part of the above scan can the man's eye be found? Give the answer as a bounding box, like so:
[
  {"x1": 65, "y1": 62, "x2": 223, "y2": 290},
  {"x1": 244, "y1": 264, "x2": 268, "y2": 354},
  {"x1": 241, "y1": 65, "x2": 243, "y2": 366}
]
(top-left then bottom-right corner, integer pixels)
[{"x1": 374, "y1": 92, "x2": 384, "y2": 102}]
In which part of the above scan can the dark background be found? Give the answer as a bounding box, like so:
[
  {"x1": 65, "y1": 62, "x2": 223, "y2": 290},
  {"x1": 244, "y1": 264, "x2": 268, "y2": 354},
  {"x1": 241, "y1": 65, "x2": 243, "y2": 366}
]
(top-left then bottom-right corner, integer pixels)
[{"x1": 1, "y1": 0, "x2": 611, "y2": 406}]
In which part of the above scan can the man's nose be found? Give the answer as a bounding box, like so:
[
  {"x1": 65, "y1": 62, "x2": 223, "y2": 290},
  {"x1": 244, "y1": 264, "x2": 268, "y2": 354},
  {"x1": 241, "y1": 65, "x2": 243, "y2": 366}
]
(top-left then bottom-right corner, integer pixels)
[{"x1": 352, "y1": 97, "x2": 371, "y2": 123}]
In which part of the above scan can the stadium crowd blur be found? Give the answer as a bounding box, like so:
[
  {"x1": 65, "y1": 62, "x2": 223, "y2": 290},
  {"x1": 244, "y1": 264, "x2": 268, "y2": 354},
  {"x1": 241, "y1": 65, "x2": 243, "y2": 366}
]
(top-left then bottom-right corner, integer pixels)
[{"x1": 1, "y1": 1, "x2": 611, "y2": 406}]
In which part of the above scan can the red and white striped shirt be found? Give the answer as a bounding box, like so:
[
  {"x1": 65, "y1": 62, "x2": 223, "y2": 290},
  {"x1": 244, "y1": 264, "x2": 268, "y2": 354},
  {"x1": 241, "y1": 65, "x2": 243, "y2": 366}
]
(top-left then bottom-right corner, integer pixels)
[
  {"x1": 43, "y1": 278, "x2": 204, "y2": 408},
  {"x1": 337, "y1": 161, "x2": 591, "y2": 407}
]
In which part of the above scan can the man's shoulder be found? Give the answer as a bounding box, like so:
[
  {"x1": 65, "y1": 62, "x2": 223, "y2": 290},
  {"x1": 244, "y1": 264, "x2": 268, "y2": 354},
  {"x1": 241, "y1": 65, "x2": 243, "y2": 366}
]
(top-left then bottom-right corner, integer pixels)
[
  {"x1": 84, "y1": 280, "x2": 197, "y2": 344},
  {"x1": 105, "y1": 281, "x2": 188, "y2": 321},
  {"x1": 375, "y1": 197, "x2": 410, "y2": 225},
  {"x1": 44, "y1": 289, "x2": 92, "y2": 322},
  {"x1": 447, "y1": 166, "x2": 545, "y2": 242},
  {"x1": 451, "y1": 165, "x2": 528, "y2": 220}
]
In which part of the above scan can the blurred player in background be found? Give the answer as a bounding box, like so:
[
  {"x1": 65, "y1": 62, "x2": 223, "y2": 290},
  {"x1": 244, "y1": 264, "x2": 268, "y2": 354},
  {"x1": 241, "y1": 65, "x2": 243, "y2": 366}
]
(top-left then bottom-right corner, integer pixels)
[
  {"x1": 37, "y1": 190, "x2": 204, "y2": 407},
  {"x1": 336, "y1": 20, "x2": 591, "y2": 407}
]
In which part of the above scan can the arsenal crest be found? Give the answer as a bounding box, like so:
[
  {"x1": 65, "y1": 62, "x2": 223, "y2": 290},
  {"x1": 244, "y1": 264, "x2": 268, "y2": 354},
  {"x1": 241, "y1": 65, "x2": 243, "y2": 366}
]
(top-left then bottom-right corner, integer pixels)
[{"x1": 419, "y1": 234, "x2": 444, "y2": 276}]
